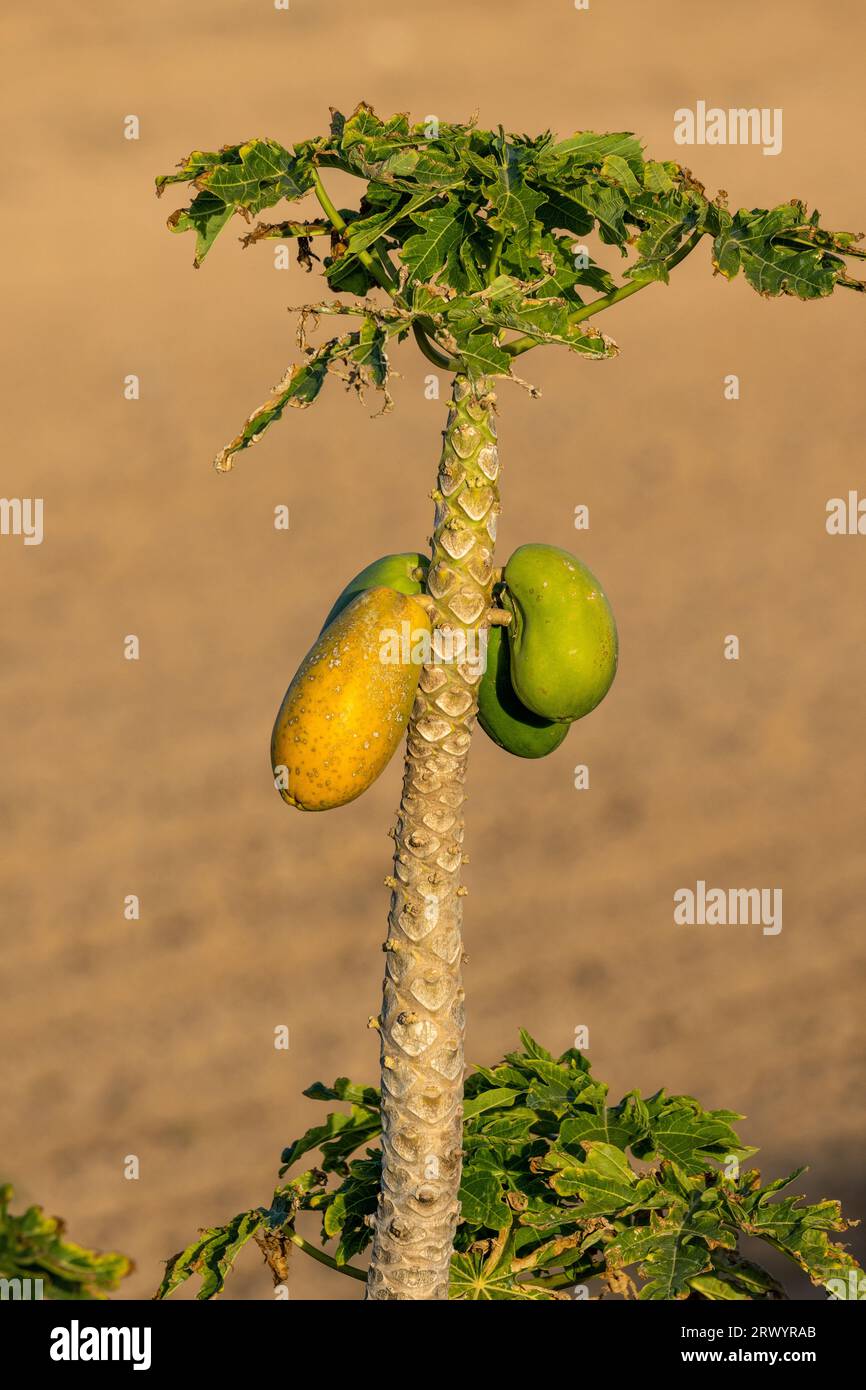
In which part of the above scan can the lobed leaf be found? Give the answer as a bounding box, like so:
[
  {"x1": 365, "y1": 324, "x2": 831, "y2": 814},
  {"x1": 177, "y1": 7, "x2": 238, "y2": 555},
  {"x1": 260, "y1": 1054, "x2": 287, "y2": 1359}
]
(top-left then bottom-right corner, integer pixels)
[
  {"x1": 155, "y1": 1209, "x2": 265, "y2": 1301},
  {"x1": 400, "y1": 201, "x2": 473, "y2": 281},
  {"x1": 279, "y1": 1104, "x2": 380, "y2": 1177},
  {"x1": 212, "y1": 314, "x2": 402, "y2": 472},
  {"x1": 713, "y1": 202, "x2": 865, "y2": 298},
  {"x1": 166, "y1": 192, "x2": 233, "y2": 267},
  {"x1": 0, "y1": 1183, "x2": 132, "y2": 1301},
  {"x1": 318, "y1": 1157, "x2": 379, "y2": 1265}
]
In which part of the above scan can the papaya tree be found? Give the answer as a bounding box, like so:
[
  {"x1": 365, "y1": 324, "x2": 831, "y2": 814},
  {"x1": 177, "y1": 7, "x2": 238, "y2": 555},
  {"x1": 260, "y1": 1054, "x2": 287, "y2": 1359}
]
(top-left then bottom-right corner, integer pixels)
[{"x1": 156, "y1": 107, "x2": 864, "y2": 1302}]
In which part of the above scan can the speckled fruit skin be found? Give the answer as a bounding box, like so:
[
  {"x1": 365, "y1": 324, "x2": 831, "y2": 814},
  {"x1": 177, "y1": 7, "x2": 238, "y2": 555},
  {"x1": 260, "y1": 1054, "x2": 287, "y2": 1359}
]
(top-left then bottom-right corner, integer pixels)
[
  {"x1": 320, "y1": 553, "x2": 430, "y2": 633},
  {"x1": 477, "y1": 624, "x2": 570, "y2": 758},
  {"x1": 502, "y1": 543, "x2": 618, "y2": 723},
  {"x1": 272, "y1": 587, "x2": 431, "y2": 812}
]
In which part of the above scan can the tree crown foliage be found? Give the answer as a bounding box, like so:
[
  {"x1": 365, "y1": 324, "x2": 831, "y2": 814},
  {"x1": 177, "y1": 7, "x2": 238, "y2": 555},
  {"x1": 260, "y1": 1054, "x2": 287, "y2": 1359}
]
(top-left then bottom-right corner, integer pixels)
[{"x1": 157, "y1": 104, "x2": 864, "y2": 471}]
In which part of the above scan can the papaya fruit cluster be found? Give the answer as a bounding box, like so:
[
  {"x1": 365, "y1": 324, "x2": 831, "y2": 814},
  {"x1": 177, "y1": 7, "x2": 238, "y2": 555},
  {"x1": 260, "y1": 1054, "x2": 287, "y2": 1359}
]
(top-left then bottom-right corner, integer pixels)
[
  {"x1": 271, "y1": 544, "x2": 617, "y2": 812},
  {"x1": 478, "y1": 543, "x2": 618, "y2": 758}
]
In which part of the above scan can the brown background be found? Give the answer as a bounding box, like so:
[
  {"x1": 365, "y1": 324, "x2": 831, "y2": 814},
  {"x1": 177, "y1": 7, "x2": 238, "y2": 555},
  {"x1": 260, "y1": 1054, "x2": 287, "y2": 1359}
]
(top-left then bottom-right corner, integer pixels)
[{"x1": 2, "y1": 0, "x2": 864, "y2": 1300}]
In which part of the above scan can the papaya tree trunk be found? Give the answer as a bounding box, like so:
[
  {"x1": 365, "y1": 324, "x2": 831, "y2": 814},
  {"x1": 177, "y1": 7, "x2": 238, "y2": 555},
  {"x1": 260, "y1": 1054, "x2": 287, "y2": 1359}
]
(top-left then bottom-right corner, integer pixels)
[{"x1": 366, "y1": 374, "x2": 500, "y2": 1300}]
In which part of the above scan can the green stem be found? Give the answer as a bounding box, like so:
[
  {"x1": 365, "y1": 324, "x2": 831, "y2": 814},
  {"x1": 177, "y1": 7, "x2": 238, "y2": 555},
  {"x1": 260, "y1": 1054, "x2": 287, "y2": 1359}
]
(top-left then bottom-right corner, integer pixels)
[
  {"x1": 313, "y1": 161, "x2": 470, "y2": 374},
  {"x1": 313, "y1": 167, "x2": 460, "y2": 371},
  {"x1": 255, "y1": 220, "x2": 332, "y2": 239},
  {"x1": 487, "y1": 229, "x2": 506, "y2": 285},
  {"x1": 311, "y1": 168, "x2": 398, "y2": 292},
  {"x1": 413, "y1": 321, "x2": 461, "y2": 371},
  {"x1": 287, "y1": 1230, "x2": 367, "y2": 1282},
  {"x1": 527, "y1": 1268, "x2": 592, "y2": 1291},
  {"x1": 240, "y1": 220, "x2": 332, "y2": 250},
  {"x1": 310, "y1": 167, "x2": 349, "y2": 233},
  {"x1": 505, "y1": 228, "x2": 705, "y2": 357}
]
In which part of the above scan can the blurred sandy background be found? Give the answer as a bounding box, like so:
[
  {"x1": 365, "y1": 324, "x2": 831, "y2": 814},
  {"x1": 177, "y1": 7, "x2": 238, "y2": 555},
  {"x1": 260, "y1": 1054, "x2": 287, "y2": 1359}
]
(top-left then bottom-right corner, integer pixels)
[{"x1": 1, "y1": 0, "x2": 864, "y2": 1300}]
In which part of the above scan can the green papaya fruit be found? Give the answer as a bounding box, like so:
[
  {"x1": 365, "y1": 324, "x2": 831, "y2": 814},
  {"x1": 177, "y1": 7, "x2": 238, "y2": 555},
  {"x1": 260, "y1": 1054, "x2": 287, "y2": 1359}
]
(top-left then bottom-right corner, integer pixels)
[
  {"x1": 320, "y1": 552, "x2": 430, "y2": 633},
  {"x1": 502, "y1": 543, "x2": 617, "y2": 722},
  {"x1": 477, "y1": 624, "x2": 570, "y2": 759}
]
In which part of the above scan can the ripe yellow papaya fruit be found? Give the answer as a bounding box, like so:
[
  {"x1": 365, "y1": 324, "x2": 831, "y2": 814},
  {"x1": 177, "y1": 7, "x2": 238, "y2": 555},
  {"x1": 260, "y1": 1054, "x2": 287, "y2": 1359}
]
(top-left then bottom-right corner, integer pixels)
[{"x1": 271, "y1": 587, "x2": 431, "y2": 812}]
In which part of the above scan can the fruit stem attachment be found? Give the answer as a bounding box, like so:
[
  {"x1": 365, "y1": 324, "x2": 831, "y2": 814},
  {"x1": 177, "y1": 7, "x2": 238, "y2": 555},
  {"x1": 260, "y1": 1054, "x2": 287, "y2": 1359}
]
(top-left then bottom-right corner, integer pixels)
[{"x1": 412, "y1": 322, "x2": 462, "y2": 372}]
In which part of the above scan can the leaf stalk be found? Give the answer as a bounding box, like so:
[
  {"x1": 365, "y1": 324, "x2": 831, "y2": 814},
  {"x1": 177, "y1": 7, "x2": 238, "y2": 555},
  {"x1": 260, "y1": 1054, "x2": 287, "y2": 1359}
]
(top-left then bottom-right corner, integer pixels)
[{"x1": 505, "y1": 227, "x2": 706, "y2": 357}]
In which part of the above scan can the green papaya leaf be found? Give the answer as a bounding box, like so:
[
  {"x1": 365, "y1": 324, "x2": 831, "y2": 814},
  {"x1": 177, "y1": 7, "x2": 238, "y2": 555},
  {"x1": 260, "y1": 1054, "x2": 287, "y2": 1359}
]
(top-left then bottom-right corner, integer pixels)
[
  {"x1": 483, "y1": 145, "x2": 546, "y2": 241},
  {"x1": 303, "y1": 1076, "x2": 380, "y2": 1107},
  {"x1": 319, "y1": 1158, "x2": 379, "y2": 1265},
  {"x1": 0, "y1": 1183, "x2": 132, "y2": 1301},
  {"x1": 154, "y1": 145, "x2": 245, "y2": 195},
  {"x1": 642, "y1": 159, "x2": 678, "y2": 194},
  {"x1": 347, "y1": 187, "x2": 440, "y2": 254},
  {"x1": 544, "y1": 1141, "x2": 657, "y2": 1213},
  {"x1": 632, "y1": 1096, "x2": 755, "y2": 1176},
  {"x1": 400, "y1": 201, "x2": 472, "y2": 281},
  {"x1": 736, "y1": 1179, "x2": 862, "y2": 1291},
  {"x1": 200, "y1": 139, "x2": 313, "y2": 214},
  {"x1": 463, "y1": 1087, "x2": 522, "y2": 1120},
  {"x1": 213, "y1": 316, "x2": 403, "y2": 471},
  {"x1": 688, "y1": 1251, "x2": 785, "y2": 1301},
  {"x1": 601, "y1": 153, "x2": 643, "y2": 199},
  {"x1": 539, "y1": 131, "x2": 644, "y2": 178},
  {"x1": 156, "y1": 1209, "x2": 265, "y2": 1300},
  {"x1": 167, "y1": 192, "x2": 233, "y2": 268},
  {"x1": 458, "y1": 1164, "x2": 513, "y2": 1232},
  {"x1": 457, "y1": 330, "x2": 512, "y2": 382},
  {"x1": 713, "y1": 202, "x2": 864, "y2": 298},
  {"x1": 515, "y1": 1029, "x2": 554, "y2": 1061},
  {"x1": 279, "y1": 1104, "x2": 380, "y2": 1177},
  {"x1": 156, "y1": 140, "x2": 315, "y2": 265},
  {"x1": 450, "y1": 1232, "x2": 561, "y2": 1300},
  {"x1": 558, "y1": 1105, "x2": 642, "y2": 1153}
]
